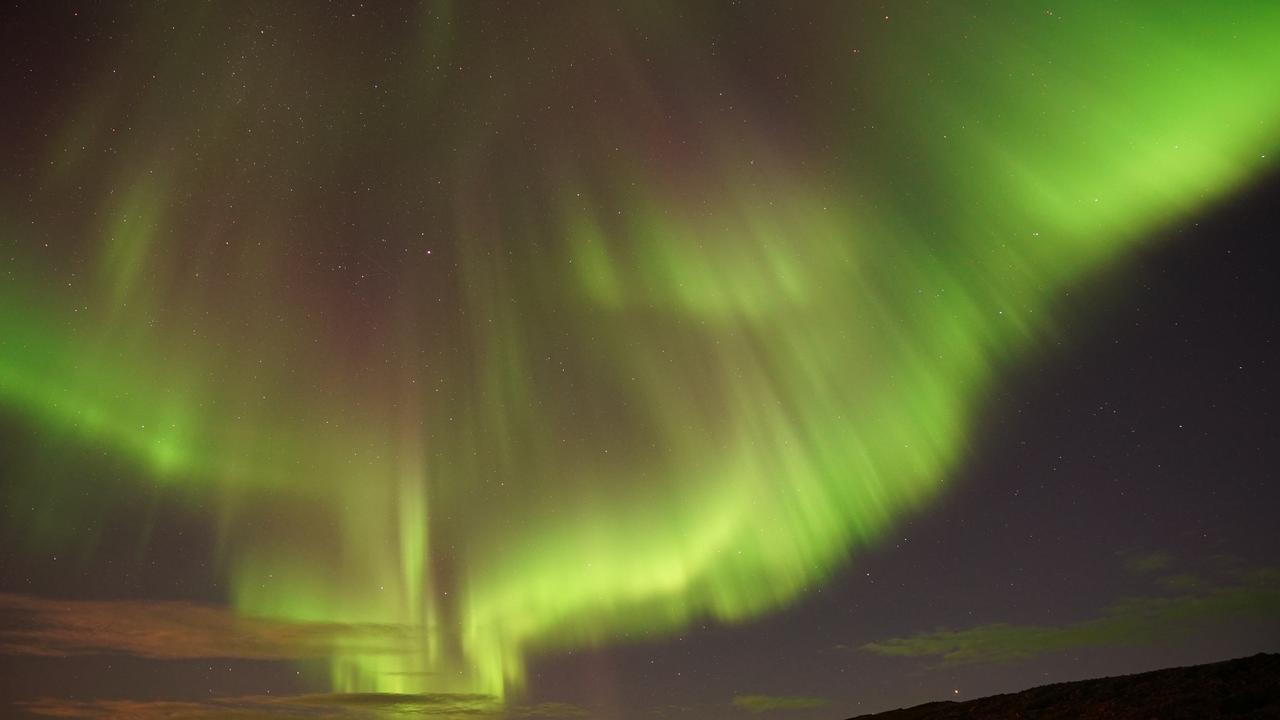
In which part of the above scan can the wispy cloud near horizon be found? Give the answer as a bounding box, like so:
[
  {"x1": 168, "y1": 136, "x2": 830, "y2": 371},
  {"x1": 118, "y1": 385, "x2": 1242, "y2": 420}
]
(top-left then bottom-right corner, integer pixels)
[
  {"x1": 20, "y1": 693, "x2": 590, "y2": 719},
  {"x1": 859, "y1": 565, "x2": 1280, "y2": 665},
  {"x1": 731, "y1": 694, "x2": 828, "y2": 713},
  {"x1": 0, "y1": 592, "x2": 415, "y2": 660}
]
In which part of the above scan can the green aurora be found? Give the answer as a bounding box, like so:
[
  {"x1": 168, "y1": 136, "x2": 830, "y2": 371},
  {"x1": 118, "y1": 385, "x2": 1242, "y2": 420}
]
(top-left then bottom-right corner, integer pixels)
[{"x1": 2, "y1": 1, "x2": 1279, "y2": 703}]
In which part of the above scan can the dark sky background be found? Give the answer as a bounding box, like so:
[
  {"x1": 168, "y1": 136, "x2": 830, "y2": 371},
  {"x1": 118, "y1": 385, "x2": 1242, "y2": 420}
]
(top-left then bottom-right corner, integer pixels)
[{"x1": 1, "y1": 3, "x2": 1278, "y2": 719}]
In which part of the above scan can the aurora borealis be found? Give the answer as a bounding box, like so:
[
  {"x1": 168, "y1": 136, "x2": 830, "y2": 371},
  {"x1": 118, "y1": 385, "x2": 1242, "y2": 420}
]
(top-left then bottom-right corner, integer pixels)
[{"x1": 3, "y1": 2, "x2": 1280, "y2": 718}]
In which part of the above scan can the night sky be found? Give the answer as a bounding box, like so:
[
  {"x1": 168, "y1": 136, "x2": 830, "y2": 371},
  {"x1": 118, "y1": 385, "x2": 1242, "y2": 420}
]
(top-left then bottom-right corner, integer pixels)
[{"x1": 1, "y1": 2, "x2": 1279, "y2": 719}]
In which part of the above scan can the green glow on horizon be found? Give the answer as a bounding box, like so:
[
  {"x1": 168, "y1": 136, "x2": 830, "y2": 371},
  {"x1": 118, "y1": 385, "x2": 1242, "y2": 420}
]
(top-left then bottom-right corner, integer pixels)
[{"x1": 2, "y1": 1, "x2": 1279, "y2": 703}]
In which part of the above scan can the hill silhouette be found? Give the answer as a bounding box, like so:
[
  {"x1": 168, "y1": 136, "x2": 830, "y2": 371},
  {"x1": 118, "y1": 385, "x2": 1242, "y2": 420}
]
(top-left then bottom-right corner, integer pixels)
[{"x1": 848, "y1": 653, "x2": 1280, "y2": 719}]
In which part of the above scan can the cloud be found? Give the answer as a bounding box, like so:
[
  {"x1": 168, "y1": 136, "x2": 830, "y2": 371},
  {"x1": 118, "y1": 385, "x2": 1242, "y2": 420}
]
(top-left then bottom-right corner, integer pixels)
[
  {"x1": 19, "y1": 693, "x2": 493, "y2": 719},
  {"x1": 0, "y1": 592, "x2": 414, "y2": 660},
  {"x1": 510, "y1": 701, "x2": 591, "y2": 718},
  {"x1": 859, "y1": 567, "x2": 1280, "y2": 665},
  {"x1": 19, "y1": 692, "x2": 587, "y2": 719},
  {"x1": 20, "y1": 698, "x2": 233, "y2": 719},
  {"x1": 1, "y1": 593, "x2": 592, "y2": 718},
  {"x1": 1120, "y1": 550, "x2": 1174, "y2": 575},
  {"x1": 732, "y1": 695, "x2": 828, "y2": 713}
]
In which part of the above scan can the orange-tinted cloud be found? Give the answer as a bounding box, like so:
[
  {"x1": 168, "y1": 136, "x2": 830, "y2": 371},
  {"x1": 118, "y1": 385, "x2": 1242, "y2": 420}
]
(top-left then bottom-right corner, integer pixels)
[
  {"x1": 0, "y1": 592, "x2": 413, "y2": 660},
  {"x1": 20, "y1": 693, "x2": 588, "y2": 719},
  {"x1": 2, "y1": 594, "x2": 593, "y2": 718}
]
